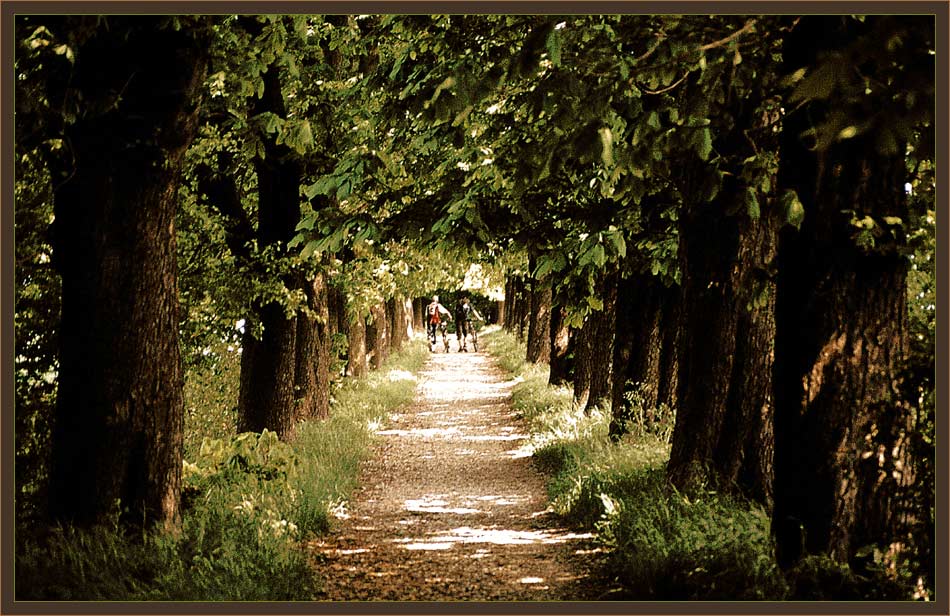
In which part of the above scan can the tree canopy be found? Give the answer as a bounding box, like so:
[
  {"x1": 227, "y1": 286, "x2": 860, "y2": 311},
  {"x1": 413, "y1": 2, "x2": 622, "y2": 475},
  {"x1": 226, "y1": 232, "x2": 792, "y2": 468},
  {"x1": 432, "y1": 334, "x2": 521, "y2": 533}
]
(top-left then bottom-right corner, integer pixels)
[{"x1": 13, "y1": 11, "x2": 938, "y2": 602}]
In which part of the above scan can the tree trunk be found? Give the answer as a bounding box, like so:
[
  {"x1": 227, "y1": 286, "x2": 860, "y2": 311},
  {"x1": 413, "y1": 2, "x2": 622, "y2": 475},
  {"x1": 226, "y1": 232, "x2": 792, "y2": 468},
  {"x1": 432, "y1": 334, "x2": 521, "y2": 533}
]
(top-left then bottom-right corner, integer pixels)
[
  {"x1": 572, "y1": 270, "x2": 618, "y2": 414},
  {"x1": 346, "y1": 311, "x2": 369, "y2": 378},
  {"x1": 367, "y1": 301, "x2": 390, "y2": 370},
  {"x1": 237, "y1": 62, "x2": 307, "y2": 439},
  {"x1": 666, "y1": 189, "x2": 778, "y2": 508},
  {"x1": 548, "y1": 304, "x2": 573, "y2": 386},
  {"x1": 526, "y1": 277, "x2": 553, "y2": 364},
  {"x1": 294, "y1": 272, "x2": 331, "y2": 423},
  {"x1": 503, "y1": 279, "x2": 514, "y2": 331},
  {"x1": 666, "y1": 163, "x2": 779, "y2": 510},
  {"x1": 47, "y1": 18, "x2": 208, "y2": 528},
  {"x1": 656, "y1": 290, "x2": 681, "y2": 414},
  {"x1": 386, "y1": 298, "x2": 401, "y2": 352},
  {"x1": 773, "y1": 15, "x2": 914, "y2": 567},
  {"x1": 609, "y1": 273, "x2": 670, "y2": 439},
  {"x1": 401, "y1": 297, "x2": 415, "y2": 340},
  {"x1": 412, "y1": 298, "x2": 425, "y2": 333},
  {"x1": 327, "y1": 284, "x2": 347, "y2": 339},
  {"x1": 512, "y1": 276, "x2": 531, "y2": 340}
]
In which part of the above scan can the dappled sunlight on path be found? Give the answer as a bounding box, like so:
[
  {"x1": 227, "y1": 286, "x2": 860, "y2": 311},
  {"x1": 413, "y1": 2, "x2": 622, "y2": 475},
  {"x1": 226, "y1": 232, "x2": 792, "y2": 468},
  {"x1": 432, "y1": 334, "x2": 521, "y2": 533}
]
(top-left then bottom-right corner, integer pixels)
[{"x1": 308, "y1": 338, "x2": 601, "y2": 601}]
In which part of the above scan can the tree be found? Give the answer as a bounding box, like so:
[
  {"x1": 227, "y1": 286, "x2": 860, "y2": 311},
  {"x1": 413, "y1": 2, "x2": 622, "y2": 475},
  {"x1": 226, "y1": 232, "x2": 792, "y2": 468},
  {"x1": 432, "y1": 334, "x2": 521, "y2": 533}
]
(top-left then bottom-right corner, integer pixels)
[
  {"x1": 666, "y1": 19, "x2": 784, "y2": 507},
  {"x1": 235, "y1": 53, "x2": 312, "y2": 437},
  {"x1": 20, "y1": 16, "x2": 213, "y2": 528},
  {"x1": 525, "y1": 256, "x2": 553, "y2": 364},
  {"x1": 772, "y1": 15, "x2": 934, "y2": 566}
]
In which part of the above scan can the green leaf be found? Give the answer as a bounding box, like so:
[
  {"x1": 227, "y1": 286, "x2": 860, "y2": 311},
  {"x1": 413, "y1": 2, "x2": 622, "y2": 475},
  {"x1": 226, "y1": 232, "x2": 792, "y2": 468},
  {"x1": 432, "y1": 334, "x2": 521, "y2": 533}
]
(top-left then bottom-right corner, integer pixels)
[
  {"x1": 697, "y1": 127, "x2": 713, "y2": 161},
  {"x1": 744, "y1": 187, "x2": 760, "y2": 220},
  {"x1": 533, "y1": 256, "x2": 555, "y2": 280},
  {"x1": 300, "y1": 239, "x2": 322, "y2": 258},
  {"x1": 701, "y1": 170, "x2": 722, "y2": 203},
  {"x1": 336, "y1": 179, "x2": 352, "y2": 201},
  {"x1": 789, "y1": 59, "x2": 840, "y2": 104},
  {"x1": 546, "y1": 27, "x2": 562, "y2": 67},
  {"x1": 599, "y1": 127, "x2": 614, "y2": 166},
  {"x1": 591, "y1": 243, "x2": 606, "y2": 267},
  {"x1": 280, "y1": 119, "x2": 313, "y2": 155},
  {"x1": 781, "y1": 189, "x2": 805, "y2": 230}
]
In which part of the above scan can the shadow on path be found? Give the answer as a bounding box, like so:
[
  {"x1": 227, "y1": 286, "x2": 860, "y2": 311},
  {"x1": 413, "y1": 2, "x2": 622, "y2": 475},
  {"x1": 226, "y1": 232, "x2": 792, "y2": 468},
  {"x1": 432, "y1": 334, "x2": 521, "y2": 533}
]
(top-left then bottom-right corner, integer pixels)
[{"x1": 308, "y1": 340, "x2": 603, "y2": 601}]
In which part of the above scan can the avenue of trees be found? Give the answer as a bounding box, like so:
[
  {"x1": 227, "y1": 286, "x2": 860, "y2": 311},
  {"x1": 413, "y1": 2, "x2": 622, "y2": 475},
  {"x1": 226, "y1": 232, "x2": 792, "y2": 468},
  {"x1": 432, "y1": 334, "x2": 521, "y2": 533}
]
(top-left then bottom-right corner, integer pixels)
[{"x1": 14, "y1": 13, "x2": 937, "y2": 597}]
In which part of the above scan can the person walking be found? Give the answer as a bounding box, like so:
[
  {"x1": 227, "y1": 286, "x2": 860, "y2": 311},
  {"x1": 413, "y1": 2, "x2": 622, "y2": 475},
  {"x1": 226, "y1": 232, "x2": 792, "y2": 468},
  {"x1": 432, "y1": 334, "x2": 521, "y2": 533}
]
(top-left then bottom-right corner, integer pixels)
[
  {"x1": 454, "y1": 296, "x2": 483, "y2": 352},
  {"x1": 425, "y1": 295, "x2": 453, "y2": 351}
]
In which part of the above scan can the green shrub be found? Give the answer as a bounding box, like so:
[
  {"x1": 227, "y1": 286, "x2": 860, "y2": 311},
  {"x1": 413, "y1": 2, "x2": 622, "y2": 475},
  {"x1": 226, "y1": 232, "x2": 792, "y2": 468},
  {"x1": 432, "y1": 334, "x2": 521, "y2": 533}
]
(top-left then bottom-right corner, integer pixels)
[
  {"x1": 17, "y1": 339, "x2": 429, "y2": 601},
  {"x1": 182, "y1": 340, "x2": 241, "y2": 459},
  {"x1": 16, "y1": 516, "x2": 317, "y2": 601},
  {"x1": 617, "y1": 381, "x2": 677, "y2": 443},
  {"x1": 483, "y1": 327, "x2": 788, "y2": 601}
]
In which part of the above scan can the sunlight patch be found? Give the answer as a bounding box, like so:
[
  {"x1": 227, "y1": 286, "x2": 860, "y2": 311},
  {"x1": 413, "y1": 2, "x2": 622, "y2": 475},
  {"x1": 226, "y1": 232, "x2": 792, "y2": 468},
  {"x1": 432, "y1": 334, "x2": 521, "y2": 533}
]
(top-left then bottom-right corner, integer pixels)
[
  {"x1": 463, "y1": 434, "x2": 526, "y2": 442},
  {"x1": 505, "y1": 445, "x2": 535, "y2": 459},
  {"x1": 331, "y1": 500, "x2": 350, "y2": 520},
  {"x1": 403, "y1": 542, "x2": 454, "y2": 551},
  {"x1": 428, "y1": 526, "x2": 595, "y2": 546},
  {"x1": 404, "y1": 501, "x2": 482, "y2": 515},
  {"x1": 388, "y1": 369, "x2": 416, "y2": 382}
]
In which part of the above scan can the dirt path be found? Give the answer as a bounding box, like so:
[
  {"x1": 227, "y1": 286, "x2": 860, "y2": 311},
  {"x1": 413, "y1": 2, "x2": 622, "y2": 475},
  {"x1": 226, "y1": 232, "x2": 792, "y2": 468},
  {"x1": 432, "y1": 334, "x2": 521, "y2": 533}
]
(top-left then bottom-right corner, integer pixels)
[{"x1": 309, "y1": 339, "x2": 602, "y2": 601}]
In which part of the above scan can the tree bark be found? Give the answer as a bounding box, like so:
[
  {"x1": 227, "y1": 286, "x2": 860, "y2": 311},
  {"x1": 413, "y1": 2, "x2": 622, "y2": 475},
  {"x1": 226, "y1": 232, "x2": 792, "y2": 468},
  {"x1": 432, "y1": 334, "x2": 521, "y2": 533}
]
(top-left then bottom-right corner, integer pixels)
[
  {"x1": 512, "y1": 276, "x2": 531, "y2": 340},
  {"x1": 386, "y1": 298, "x2": 401, "y2": 352},
  {"x1": 666, "y1": 187, "x2": 778, "y2": 508},
  {"x1": 609, "y1": 273, "x2": 679, "y2": 439},
  {"x1": 294, "y1": 272, "x2": 331, "y2": 423},
  {"x1": 773, "y1": 15, "x2": 915, "y2": 567},
  {"x1": 346, "y1": 311, "x2": 369, "y2": 378},
  {"x1": 412, "y1": 298, "x2": 425, "y2": 333},
  {"x1": 503, "y1": 279, "x2": 514, "y2": 331},
  {"x1": 572, "y1": 270, "x2": 618, "y2": 414},
  {"x1": 47, "y1": 18, "x2": 208, "y2": 528},
  {"x1": 526, "y1": 277, "x2": 553, "y2": 364},
  {"x1": 548, "y1": 304, "x2": 573, "y2": 386},
  {"x1": 367, "y1": 301, "x2": 390, "y2": 370},
  {"x1": 327, "y1": 284, "x2": 347, "y2": 339},
  {"x1": 237, "y1": 62, "x2": 309, "y2": 439}
]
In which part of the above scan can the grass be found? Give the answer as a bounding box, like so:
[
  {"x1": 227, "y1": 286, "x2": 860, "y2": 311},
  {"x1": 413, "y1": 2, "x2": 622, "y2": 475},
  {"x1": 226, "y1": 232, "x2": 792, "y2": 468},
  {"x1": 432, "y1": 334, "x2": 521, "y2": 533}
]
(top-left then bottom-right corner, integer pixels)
[
  {"x1": 482, "y1": 328, "x2": 922, "y2": 600},
  {"x1": 480, "y1": 327, "x2": 789, "y2": 600},
  {"x1": 15, "y1": 338, "x2": 429, "y2": 601}
]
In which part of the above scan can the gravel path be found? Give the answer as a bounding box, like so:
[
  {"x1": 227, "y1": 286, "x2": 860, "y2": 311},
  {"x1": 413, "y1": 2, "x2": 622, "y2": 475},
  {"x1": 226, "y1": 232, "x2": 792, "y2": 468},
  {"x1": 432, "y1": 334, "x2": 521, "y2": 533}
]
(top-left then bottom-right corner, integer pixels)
[{"x1": 309, "y1": 341, "x2": 603, "y2": 601}]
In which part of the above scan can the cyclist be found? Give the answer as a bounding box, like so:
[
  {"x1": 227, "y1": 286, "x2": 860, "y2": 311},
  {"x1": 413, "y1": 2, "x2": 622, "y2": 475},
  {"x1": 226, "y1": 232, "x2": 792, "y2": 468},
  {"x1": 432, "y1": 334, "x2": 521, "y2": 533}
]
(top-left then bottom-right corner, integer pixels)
[
  {"x1": 454, "y1": 296, "x2": 483, "y2": 352},
  {"x1": 425, "y1": 295, "x2": 453, "y2": 351}
]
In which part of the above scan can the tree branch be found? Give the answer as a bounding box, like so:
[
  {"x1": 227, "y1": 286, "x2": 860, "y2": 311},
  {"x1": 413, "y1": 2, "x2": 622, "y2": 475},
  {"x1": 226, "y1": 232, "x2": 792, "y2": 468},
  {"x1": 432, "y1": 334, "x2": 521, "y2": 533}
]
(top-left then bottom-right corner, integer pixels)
[{"x1": 699, "y1": 19, "x2": 758, "y2": 52}]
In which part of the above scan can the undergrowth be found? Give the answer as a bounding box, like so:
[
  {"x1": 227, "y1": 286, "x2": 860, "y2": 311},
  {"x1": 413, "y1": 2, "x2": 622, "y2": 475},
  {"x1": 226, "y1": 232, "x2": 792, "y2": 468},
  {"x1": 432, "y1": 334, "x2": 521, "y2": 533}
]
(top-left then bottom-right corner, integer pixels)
[
  {"x1": 483, "y1": 328, "x2": 922, "y2": 600},
  {"x1": 482, "y1": 328, "x2": 787, "y2": 600},
  {"x1": 16, "y1": 340, "x2": 428, "y2": 601}
]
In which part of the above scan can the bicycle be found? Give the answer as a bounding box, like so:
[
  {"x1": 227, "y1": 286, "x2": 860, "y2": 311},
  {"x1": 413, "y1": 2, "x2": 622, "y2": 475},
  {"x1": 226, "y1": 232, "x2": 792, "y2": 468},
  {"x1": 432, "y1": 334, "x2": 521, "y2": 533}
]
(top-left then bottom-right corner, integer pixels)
[
  {"x1": 428, "y1": 320, "x2": 450, "y2": 353},
  {"x1": 457, "y1": 318, "x2": 480, "y2": 352}
]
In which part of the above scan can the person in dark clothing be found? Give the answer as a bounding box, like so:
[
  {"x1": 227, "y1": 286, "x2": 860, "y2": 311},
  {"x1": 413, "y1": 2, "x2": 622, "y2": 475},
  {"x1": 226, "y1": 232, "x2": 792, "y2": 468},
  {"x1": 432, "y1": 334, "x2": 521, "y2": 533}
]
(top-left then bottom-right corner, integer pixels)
[{"x1": 454, "y1": 296, "x2": 483, "y2": 352}]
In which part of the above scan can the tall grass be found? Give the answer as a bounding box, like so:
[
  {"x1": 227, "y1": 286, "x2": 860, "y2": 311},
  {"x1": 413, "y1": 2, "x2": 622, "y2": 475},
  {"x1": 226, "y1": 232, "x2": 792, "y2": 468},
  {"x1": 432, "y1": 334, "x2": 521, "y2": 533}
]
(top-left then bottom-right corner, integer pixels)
[
  {"x1": 481, "y1": 327, "x2": 788, "y2": 600},
  {"x1": 16, "y1": 339, "x2": 429, "y2": 601},
  {"x1": 290, "y1": 342, "x2": 428, "y2": 535}
]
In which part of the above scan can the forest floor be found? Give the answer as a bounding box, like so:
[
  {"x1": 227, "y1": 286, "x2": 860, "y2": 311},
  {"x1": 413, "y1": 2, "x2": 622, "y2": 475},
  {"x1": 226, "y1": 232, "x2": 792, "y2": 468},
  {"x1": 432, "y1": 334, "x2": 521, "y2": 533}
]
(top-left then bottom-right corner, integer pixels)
[{"x1": 307, "y1": 336, "x2": 606, "y2": 602}]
